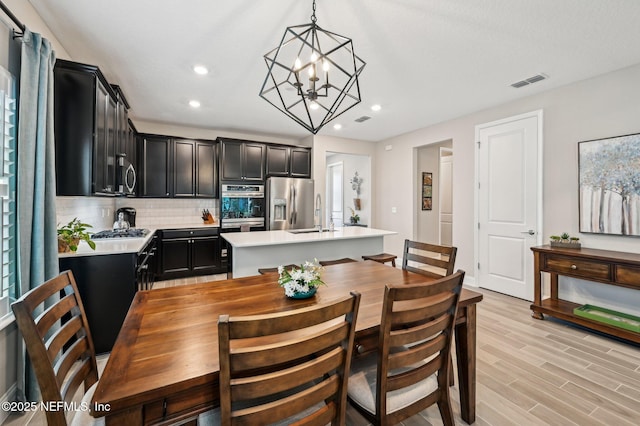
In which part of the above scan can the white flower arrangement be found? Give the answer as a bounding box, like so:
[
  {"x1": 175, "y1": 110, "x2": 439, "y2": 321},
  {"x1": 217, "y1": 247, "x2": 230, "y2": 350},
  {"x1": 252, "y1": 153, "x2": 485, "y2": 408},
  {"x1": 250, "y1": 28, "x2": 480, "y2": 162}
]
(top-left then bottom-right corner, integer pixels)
[{"x1": 278, "y1": 259, "x2": 325, "y2": 297}]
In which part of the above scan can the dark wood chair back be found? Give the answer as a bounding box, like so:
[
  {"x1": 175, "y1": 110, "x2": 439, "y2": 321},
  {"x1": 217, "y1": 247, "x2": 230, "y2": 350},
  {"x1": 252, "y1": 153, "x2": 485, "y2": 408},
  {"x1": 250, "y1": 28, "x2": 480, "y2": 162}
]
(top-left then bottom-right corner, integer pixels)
[
  {"x1": 11, "y1": 270, "x2": 98, "y2": 426},
  {"x1": 218, "y1": 292, "x2": 361, "y2": 426},
  {"x1": 348, "y1": 270, "x2": 464, "y2": 425},
  {"x1": 402, "y1": 239, "x2": 457, "y2": 278}
]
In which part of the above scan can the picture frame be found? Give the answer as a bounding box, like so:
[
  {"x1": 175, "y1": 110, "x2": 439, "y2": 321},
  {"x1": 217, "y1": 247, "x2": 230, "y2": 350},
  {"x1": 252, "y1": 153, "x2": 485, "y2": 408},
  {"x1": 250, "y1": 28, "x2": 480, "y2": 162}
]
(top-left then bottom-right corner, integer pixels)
[
  {"x1": 578, "y1": 132, "x2": 640, "y2": 236},
  {"x1": 421, "y1": 172, "x2": 432, "y2": 211}
]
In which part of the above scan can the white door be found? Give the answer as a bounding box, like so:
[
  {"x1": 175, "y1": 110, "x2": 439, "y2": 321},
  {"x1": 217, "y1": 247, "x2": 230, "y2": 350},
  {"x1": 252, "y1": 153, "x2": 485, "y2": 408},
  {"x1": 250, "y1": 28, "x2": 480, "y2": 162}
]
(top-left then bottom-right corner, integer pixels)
[
  {"x1": 326, "y1": 162, "x2": 344, "y2": 226},
  {"x1": 476, "y1": 111, "x2": 542, "y2": 301},
  {"x1": 439, "y1": 149, "x2": 453, "y2": 246}
]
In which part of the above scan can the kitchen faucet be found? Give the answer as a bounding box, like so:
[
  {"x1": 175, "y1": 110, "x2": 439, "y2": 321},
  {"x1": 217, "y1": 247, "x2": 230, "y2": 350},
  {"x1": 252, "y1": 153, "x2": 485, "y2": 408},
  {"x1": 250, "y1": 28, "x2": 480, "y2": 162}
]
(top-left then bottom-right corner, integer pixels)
[{"x1": 315, "y1": 194, "x2": 322, "y2": 232}]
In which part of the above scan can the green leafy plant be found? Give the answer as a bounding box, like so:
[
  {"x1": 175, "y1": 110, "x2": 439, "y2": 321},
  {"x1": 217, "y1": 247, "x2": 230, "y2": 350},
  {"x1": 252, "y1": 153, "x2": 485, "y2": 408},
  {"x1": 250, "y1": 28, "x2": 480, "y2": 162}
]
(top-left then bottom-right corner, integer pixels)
[
  {"x1": 560, "y1": 232, "x2": 570, "y2": 240},
  {"x1": 550, "y1": 235, "x2": 561, "y2": 242},
  {"x1": 348, "y1": 207, "x2": 360, "y2": 223},
  {"x1": 57, "y1": 218, "x2": 96, "y2": 252}
]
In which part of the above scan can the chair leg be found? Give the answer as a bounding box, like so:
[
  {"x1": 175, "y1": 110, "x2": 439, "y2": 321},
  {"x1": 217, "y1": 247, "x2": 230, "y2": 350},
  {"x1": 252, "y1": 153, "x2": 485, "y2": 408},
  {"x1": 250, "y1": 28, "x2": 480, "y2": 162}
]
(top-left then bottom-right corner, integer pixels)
[
  {"x1": 448, "y1": 354, "x2": 455, "y2": 386},
  {"x1": 437, "y1": 391, "x2": 455, "y2": 426}
]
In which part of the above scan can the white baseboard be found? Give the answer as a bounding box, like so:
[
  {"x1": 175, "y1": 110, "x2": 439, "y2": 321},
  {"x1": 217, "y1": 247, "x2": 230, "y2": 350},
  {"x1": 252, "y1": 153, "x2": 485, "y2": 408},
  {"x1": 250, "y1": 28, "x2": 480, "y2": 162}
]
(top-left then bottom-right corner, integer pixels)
[
  {"x1": 463, "y1": 275, "x2": 477, "y2": 287},
  {"x1": 0, "y1": 383, "x2": 16, "y2": 425}
]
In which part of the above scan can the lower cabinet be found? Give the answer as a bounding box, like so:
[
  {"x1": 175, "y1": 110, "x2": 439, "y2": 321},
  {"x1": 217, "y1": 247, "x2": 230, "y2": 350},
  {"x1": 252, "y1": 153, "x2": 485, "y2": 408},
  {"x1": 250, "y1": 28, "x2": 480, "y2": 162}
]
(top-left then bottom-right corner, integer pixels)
[
  {"x1": 59, "y1": 235, "x2": 158, "y2": 354},
  {"x1": 60, "y1": 253, "x2": 137, "y2": 354},
  {"x1": 158, "y1": 228, "x2": 224, "y2": 279}
]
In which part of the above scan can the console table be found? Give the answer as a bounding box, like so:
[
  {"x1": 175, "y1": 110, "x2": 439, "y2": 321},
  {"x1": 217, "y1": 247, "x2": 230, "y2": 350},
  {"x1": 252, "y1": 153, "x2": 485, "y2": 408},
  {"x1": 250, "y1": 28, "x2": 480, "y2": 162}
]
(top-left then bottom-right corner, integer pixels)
[{"x1": 531, "y1": 245, "x2": 640, "y2": 343}]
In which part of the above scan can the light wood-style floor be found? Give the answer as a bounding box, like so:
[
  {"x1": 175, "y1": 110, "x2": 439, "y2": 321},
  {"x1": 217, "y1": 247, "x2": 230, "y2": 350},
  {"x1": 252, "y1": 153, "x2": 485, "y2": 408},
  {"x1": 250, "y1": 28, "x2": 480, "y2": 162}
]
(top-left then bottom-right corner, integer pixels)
[{"x1": 7, "y1": 275, "x2": 640, "y2": 425}]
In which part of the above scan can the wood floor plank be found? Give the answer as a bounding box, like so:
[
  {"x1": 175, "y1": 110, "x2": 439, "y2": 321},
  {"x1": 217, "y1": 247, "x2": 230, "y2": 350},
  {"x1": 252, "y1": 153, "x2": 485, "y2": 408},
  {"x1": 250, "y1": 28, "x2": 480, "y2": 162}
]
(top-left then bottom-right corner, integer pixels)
[
  {"x1": 528, "y1": 404, "x2": 582, "y2": 426},
  {"x1": 540, "y1": 361, "x2": 619, "y2": 391},
  {"x1": 560, "y1": 381, "x2": 640, "y2": 423},
  {"x1": 589, "y1": 407, "x2": 640, "y2": 426},
  {"x1": 617, "y1": 384, "x2": 640, "y2": 402}
]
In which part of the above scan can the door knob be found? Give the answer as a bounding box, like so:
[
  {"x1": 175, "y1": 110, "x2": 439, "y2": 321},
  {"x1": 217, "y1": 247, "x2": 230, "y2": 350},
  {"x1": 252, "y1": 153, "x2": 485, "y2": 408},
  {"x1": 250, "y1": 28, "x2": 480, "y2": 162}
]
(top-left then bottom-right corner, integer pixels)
[{"x1": 520, "y1": 230, "x2": 536, "y2": 235}]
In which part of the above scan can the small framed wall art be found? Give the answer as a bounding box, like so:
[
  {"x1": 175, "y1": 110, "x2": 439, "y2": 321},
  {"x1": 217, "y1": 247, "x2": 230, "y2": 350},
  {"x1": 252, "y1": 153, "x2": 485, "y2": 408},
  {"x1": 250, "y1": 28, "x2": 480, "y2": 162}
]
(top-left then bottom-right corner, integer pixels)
[{"x1": 422, "y1": 172, "x2": 432, "y2": 210}]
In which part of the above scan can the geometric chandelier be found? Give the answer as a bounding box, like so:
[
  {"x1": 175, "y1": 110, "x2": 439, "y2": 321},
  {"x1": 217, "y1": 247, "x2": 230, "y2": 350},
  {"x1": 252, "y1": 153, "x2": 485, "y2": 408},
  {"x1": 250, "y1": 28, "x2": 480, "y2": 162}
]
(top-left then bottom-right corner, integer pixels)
[{"x1": 259, "y1": 0, "x2": 366, "y2": 134}]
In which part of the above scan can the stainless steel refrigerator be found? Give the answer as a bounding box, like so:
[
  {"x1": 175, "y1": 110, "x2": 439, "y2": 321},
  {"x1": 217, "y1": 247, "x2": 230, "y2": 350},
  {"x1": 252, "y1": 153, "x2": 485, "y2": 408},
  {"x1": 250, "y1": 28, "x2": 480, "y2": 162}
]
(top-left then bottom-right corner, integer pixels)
[{"x1": 266, "y1": 177, "x2": 315, "y2": 230}]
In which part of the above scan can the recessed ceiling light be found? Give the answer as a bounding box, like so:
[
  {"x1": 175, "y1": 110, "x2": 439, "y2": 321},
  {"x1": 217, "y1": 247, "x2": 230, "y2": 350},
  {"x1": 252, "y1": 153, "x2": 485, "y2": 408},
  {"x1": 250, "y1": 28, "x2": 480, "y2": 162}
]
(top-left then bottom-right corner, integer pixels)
[
  {"x1": 333, "y1": 124, "x2": 342, "y2": 130},
  {"x1": 371, "y1": 104, "x2": 381, "y2": 112},
  {"x1": 189, "y1": 100, "x2": 201, "y2": 108},
  {"x1": 193, "y1": 65, "x2": 209, "y2": 75}
]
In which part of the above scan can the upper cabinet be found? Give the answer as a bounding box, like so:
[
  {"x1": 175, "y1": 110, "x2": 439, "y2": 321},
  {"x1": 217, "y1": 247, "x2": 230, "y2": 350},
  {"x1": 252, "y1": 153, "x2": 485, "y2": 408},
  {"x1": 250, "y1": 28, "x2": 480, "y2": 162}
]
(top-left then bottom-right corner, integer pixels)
[
  {"x1": 266, "y1": 145, "x2": 312, "y2": 178},
  {"x1": 219, "y1": 138, "x2": 266, "y2": 182},
  {"x1": 54, "y1": 59, "x2": 125, "y2": 196},
  {"x1": 138, "y1": 135, "x2": 218, "y2": 198},
  {"x1": 139, "y1": 135, "x2": 171, "y2": 197}
]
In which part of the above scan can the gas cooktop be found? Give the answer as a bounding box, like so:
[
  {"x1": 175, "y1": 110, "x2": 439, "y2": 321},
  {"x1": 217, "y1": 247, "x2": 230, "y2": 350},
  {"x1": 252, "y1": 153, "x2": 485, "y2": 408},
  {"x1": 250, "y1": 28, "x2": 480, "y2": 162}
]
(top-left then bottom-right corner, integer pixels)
[{"x1": 91, "y1": 229, "x2": 150, "y2": 239}]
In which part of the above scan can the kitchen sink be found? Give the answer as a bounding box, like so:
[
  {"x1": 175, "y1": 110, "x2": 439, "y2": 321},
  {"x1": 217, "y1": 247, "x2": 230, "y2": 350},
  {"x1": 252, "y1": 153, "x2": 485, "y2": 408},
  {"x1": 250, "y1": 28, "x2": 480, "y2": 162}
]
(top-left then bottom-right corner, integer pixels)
[{"x1": 288, "y1": 228, "x2": 333, "y2": 234}]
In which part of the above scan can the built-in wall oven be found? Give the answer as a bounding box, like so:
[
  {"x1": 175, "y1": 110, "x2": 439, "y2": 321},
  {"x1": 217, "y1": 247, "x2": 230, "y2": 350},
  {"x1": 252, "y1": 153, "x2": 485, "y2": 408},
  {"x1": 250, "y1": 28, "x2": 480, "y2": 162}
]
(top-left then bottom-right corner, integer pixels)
[{"x1": 220, "y1": 184, "x2": 266, "y2": 270}]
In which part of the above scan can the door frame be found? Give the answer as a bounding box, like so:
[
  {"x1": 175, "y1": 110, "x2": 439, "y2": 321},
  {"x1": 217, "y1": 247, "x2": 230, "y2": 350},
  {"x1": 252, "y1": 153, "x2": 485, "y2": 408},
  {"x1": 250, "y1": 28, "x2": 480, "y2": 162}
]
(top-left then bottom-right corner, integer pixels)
[
  {"x1": 438, "y1": 147, "x2": 453, "y2": 245},
  {"x1": 473, "y1": 109, "x2": 544, "y2": 291},
  {"x1": 326, "y1": 160, "x2": 344, "y2": 227}
]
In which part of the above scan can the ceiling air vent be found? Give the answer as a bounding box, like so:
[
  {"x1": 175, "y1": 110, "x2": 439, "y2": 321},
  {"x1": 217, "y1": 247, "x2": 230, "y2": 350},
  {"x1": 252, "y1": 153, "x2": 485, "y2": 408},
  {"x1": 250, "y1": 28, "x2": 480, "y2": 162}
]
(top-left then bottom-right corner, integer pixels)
[
  {"x1": 354, "y1": 116, "x2": 371, "y2": 123},
  {"x1": 511, "y1": 73, "x2": 547, "y2": 88}
]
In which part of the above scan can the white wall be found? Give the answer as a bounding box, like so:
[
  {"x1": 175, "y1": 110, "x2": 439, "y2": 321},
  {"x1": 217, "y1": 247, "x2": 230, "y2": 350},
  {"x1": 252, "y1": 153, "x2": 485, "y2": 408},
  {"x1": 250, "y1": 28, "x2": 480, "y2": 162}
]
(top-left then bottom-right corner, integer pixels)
[{"x1": 376, "y1": 63, "x2": 640, "y2": 315}]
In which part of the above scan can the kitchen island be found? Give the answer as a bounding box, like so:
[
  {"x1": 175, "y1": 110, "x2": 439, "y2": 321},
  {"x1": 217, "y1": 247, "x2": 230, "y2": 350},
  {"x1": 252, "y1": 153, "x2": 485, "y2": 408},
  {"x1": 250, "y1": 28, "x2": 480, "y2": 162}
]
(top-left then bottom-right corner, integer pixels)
[{"x1": 222, "y1": 227, "x2": 396, "y2": 277}]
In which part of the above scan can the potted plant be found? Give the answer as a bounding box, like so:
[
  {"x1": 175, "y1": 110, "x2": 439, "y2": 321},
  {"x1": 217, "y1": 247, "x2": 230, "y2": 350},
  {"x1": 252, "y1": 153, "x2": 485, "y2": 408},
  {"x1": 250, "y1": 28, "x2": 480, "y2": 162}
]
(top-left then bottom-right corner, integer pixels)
[
  {"x1": 57, "y1": 218, "x2": 96, "y2": 253},
  {"x1": 348, "y1": 207, "x2": 360, "y2": 224},
  {"x1": 277, "y1": 259, "x2": 325, "y2": 299},
  {"x1": 549, "y1": 232, "x2": 581, "y2": 249}
]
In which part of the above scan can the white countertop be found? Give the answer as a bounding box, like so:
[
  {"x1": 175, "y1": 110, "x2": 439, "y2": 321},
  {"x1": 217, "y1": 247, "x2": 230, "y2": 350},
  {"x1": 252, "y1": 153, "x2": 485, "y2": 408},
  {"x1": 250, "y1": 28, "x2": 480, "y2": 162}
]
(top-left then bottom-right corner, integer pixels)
[
  {"x1": 58, "y1": 222, "x2": 220, "y2": 258},
  {"x1": 222, "y1": 227, "x2": 396, "y2": 248}
]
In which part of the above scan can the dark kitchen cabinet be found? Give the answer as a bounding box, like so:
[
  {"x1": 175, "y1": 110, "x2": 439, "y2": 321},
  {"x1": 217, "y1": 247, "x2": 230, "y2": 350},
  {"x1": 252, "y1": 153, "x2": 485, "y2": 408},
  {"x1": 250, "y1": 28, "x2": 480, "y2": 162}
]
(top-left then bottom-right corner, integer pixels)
[
  {"x1": 173, "y1": 139, "x2": 218, "y2": 198},
  {"x1": 158, "y1": 228, "x2": 223, "y2": 279},
  {"x1": 139, "y1": 135, "x2": 171, "y2": 197},
  {"x1": 220, "y1": 138, "x2": 265, "y2": 182},
  {"x1": 54, "y1": 61, "x2": 134, "y2": 197},
  {"x1": 173, "y1": 139, "x2": 195, "y2": 197},
  {"x1": 139, "y1": 135, "x2": 218, "y2": 198},
  {"x1": 266, "y1": 145, "x2": 289, "y2": 177},
  {"x1": 265, "y1": 145, "x2": 312, "y2": 178},
  {"x1": 196, "y1": 141, "x2": 218, "y2": 197},
  {"x1": 290, "y1": 147, "x2": 312, "y2": 178},
  {"x1": 59, "y1": 253, "x2": 137, "y2": 354},
  {"x1": 54, "y1": 59, "x2": 122, "y2": 196}
]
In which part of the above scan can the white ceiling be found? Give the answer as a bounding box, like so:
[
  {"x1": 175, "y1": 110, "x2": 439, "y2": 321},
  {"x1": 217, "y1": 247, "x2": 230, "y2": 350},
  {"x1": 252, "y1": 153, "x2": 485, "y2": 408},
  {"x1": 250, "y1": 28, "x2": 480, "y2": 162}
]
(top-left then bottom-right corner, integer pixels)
[{"x1": 29, "y1": 0, "x2": 640, "y2": 142}]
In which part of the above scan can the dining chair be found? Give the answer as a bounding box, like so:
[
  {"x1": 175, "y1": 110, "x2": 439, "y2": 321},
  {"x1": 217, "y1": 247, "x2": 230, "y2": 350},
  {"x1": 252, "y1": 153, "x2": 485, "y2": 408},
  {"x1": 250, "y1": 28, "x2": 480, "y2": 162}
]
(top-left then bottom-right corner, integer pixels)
[
  {"x1": 11, "y1": 270, "x2": 101, "y2": 426},
  {"x1": 347, "y1": 270, "x2": 465, "y2": 426},
  {"x1": 402, "y1": 239, "x2": 458, "y2": 278},
  {"x1": 218, "y1": 292, "x2": 361, "y2": 426}
]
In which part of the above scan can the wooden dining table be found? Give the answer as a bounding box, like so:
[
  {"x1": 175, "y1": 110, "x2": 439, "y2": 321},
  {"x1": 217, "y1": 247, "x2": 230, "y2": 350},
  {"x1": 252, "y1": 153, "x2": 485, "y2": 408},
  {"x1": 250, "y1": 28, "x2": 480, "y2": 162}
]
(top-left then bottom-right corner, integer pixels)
[{"x1": 91, "y1": 260, "x2": 483, "y2": 425}]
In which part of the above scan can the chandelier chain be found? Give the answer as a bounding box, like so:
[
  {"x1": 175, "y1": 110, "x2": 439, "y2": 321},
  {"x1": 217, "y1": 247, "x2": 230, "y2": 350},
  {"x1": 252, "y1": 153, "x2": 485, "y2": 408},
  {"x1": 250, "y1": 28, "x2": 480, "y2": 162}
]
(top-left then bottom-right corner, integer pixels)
[{"x1": 311, "y1": 0, "x2": 317, "y2": 23}]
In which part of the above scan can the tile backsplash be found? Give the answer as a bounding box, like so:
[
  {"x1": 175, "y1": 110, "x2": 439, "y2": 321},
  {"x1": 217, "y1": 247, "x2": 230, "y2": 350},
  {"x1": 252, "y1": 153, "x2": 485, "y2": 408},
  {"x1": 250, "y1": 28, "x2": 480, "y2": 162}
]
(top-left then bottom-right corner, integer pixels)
[{"x1": 56, "y1": 197, "x2": 220, "y2": 231}]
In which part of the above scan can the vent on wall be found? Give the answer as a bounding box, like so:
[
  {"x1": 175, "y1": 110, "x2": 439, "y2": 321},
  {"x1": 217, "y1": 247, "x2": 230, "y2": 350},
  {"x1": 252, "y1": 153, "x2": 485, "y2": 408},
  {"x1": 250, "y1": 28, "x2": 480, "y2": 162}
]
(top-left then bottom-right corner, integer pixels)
[
  {"x1": 511, "y1": 73, "x2": 547, "y2": 88},
  {"x1": 354, "y1": 116, "x2": 371, "y2": 123}
]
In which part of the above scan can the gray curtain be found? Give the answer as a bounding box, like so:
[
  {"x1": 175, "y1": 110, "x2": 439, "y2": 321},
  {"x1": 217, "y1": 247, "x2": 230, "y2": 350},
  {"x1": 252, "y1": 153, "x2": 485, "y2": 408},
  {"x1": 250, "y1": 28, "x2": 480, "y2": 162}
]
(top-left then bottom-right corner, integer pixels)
[{"x1": 15, "y1": 27, "x2": 58, "y2": 402}]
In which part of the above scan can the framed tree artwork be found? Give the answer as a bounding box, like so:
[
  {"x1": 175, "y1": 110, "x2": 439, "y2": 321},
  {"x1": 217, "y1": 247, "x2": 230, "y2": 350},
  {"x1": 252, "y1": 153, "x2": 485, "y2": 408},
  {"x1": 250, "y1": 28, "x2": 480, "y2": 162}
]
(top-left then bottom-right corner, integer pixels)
[
  {"x1": 422, "y1": 172, "x2": 432, "y2": 210},
  {"x1": 579, "y1": 132, "x2": 640, "y2": 236}
]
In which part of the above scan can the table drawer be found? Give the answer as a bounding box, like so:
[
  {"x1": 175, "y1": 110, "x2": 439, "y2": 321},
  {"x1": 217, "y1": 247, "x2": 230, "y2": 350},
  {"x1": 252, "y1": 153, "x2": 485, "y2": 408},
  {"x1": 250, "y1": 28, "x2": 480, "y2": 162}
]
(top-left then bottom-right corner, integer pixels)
[
  {"x1": 544, "y1": 255, "x2": 610, "y2": 281},
  {"x1": 615, "y1": 265, "x2": 640, "y2": 288},
  {"x1": 143, "y1": 383, "x2": 217, "y2": 425}
]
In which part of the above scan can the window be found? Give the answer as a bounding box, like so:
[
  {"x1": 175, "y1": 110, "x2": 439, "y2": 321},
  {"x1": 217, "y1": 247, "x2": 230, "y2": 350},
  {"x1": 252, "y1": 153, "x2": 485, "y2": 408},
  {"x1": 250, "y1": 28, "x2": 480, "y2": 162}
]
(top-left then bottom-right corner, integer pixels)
[{"x1": 0, "y1": 64, "x2": 16, "y2": 321}]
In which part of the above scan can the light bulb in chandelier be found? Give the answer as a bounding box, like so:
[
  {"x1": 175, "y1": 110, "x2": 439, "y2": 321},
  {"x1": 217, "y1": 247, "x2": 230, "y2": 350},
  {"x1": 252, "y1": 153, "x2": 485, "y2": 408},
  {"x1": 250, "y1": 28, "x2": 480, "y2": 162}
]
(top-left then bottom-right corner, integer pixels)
[{"x1": 310, "y1": 101, "x2": 320, "y2": 110}]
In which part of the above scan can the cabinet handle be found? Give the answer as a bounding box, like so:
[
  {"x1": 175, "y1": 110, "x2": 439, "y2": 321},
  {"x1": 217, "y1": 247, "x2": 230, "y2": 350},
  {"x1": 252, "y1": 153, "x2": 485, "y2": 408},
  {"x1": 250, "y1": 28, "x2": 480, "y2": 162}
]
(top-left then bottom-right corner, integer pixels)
[
  {"x1": 356, "y1": 344, "x2": 365, "y2": 354},
  {"x1": 571, "y1": 264, "x2": 577, "y2": 270}
]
